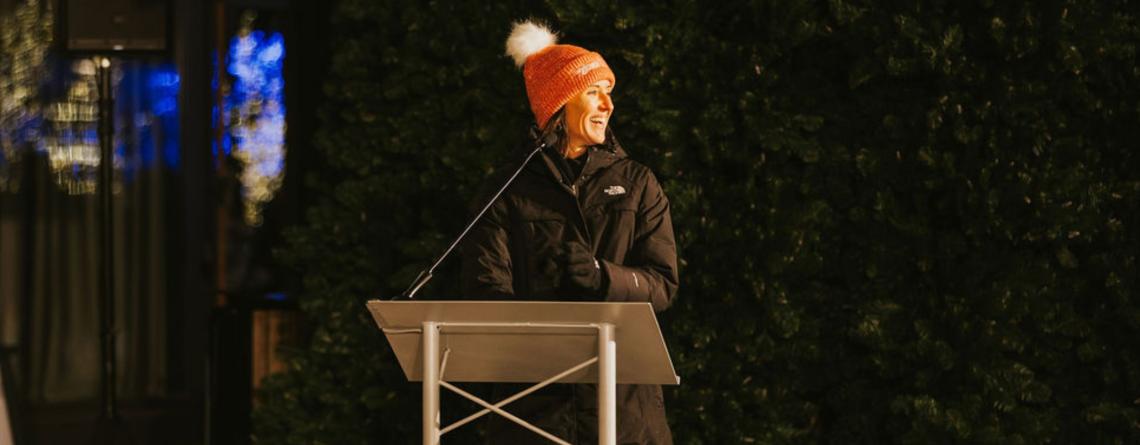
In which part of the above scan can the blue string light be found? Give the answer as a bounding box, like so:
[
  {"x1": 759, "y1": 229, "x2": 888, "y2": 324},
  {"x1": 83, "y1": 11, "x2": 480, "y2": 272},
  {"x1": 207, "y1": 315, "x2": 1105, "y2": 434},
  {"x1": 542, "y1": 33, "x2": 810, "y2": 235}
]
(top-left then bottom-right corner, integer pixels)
[{"x1": 222, "y1": 28, "x2": 287, "y2": 225}]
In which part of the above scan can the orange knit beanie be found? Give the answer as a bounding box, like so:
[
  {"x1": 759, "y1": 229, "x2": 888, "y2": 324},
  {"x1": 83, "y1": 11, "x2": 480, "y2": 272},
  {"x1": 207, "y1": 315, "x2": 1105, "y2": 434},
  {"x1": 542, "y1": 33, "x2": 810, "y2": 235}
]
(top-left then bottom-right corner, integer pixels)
[{"x1": 506, "y1": 21, "x2": 616, "y2": 130}]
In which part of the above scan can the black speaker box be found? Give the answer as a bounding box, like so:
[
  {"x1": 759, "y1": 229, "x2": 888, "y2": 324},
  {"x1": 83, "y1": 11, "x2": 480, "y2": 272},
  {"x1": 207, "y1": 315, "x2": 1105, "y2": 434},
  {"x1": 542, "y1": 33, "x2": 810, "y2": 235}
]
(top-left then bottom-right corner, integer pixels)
[{"x1": 63, "y1": 0, "x2": 168, "y2": 52}]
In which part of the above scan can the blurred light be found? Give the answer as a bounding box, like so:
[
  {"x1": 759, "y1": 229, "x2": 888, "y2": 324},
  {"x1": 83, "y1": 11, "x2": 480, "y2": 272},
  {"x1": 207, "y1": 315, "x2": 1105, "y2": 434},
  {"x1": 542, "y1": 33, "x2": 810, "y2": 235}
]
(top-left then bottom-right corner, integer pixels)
[
  {"x1": 40, "y1": 59, "x2": 101, "y2": 194},
  {"x1": 0, "y1": 0, "x2": 53, "y2": 192},
  {"x1": 265, "y1": 292, "x2": 287, "y2": 302},
  {"x1": 218, "y1": 12, "x2": 286, "y2": 226},
  {"x1": 139, "y1": 64, "x2": 181, "y2": 169},
  {"x1": 2, "y1": 2, "x2": 179, "y2": 195}
]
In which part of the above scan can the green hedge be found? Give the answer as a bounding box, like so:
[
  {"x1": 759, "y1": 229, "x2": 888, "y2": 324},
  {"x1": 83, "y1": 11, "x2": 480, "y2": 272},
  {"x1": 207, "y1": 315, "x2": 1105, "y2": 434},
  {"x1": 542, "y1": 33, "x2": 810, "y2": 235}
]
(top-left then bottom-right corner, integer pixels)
[{"x1": 253, "y1": 0, "x2": 1140, "y2": 443}]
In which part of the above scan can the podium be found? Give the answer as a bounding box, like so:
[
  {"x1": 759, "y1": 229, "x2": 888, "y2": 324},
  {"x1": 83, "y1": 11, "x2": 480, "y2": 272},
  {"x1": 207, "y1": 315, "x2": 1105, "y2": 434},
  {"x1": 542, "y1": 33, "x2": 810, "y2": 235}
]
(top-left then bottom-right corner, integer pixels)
[{"x1": 366, "y1": 300, "x2": 679, "y2": 445}]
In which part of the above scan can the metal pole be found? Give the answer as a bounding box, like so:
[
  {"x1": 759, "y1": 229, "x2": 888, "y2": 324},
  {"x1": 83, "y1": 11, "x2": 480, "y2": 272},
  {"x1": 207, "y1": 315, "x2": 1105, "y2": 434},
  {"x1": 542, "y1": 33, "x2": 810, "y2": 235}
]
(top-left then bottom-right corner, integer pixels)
[
  {"x1": 422, "y1": 322, "x2": 440, "y2": 445},
  {"x1": 598, "y1": 323, "x2": 616, "y2": 445},
  {"x1": 212, "y1": 0, "x2": 229, "y2": 309},
  {"x1": 96, "y1": 56, "x2": 118, "y2": 423}
]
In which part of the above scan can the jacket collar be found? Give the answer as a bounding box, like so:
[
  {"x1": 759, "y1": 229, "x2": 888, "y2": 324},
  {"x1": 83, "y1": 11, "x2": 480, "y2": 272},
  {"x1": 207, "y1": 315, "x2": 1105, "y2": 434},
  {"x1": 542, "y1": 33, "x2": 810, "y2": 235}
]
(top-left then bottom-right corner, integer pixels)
[
  {"x1": 525, "y1": 134, "x2": 629, "y2": 186},
  {"x1": 586, "y1": 134, "x2": 628, "y2": 174}
]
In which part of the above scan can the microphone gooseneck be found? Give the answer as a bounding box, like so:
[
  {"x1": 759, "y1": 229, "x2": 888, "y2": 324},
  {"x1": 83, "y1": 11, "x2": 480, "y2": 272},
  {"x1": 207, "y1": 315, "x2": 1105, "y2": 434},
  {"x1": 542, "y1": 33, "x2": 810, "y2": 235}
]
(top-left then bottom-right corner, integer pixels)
[{"x1": 399, "y1": 133, "x2": 557, "y2": 299}]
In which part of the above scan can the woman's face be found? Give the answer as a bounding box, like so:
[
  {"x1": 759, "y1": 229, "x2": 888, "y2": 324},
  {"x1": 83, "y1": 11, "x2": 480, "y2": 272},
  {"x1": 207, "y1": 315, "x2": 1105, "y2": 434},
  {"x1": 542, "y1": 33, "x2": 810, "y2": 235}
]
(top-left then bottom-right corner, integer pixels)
[{"x1": 563, "y1": 79, "x2": 614, "y2": 155}]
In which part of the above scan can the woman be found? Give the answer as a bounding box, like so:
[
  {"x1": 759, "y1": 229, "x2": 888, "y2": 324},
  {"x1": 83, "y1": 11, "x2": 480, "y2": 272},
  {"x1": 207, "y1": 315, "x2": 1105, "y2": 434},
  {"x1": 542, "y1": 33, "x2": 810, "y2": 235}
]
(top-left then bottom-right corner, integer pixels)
[{"x1": 461, "y1": 21, "x2": 679, "y2": 444}]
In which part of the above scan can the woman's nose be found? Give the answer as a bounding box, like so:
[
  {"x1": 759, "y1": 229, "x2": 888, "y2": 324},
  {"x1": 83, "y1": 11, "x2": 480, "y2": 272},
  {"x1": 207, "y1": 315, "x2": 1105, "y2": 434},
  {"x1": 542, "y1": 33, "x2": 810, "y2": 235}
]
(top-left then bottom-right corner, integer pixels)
[{"x1": 599, "y1": 93, "x2": 612, "y2": 111}]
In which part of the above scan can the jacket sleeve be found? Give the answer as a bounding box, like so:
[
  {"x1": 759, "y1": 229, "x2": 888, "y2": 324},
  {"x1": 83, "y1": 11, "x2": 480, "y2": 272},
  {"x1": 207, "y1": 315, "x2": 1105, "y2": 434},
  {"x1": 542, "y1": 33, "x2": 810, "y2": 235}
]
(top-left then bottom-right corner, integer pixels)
[
  {"x1": 460, "y1": 189, "x2": 515, "y2": 299},
  {"x1": 600, "y1": 170, "x2": 679, "y2": 311}
]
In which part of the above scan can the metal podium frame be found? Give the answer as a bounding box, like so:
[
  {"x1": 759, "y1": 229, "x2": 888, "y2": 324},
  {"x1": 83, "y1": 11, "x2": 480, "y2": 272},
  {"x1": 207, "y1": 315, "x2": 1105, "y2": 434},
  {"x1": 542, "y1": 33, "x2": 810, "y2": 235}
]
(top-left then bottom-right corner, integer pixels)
[{"x1": 366, "y1": 300, "x2": 679, "y2": 445}]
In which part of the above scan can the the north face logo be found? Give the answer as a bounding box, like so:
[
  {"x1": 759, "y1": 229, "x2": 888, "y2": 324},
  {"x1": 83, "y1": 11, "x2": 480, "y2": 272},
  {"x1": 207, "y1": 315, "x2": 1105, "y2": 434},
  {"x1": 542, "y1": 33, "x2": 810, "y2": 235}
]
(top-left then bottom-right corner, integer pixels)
[{"x1": 604, "y1": 185, "x2": 626, "y2": 196}]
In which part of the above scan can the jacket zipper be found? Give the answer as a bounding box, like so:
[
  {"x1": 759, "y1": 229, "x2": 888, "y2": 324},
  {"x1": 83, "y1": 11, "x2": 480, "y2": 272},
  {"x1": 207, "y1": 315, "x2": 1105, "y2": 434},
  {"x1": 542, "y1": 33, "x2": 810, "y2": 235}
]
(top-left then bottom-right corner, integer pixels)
[
  {"x1": 567, "y1": 147, "x2": 598, "y2": 250},
  {"x1": 568, "y1": 182, "x2": 594, "y2": 250},
  {"x1": 541, "y1": 148, "x2": 597, "y2": 250}
]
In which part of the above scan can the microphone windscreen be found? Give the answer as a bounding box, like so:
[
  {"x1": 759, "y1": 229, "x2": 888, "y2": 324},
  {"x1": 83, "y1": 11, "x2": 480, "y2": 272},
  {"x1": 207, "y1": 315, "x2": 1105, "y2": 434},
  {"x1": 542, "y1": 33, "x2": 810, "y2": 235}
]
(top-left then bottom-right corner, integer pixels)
[{"x1": 538, "y1": 131, "x2": 559, "y2": 148}]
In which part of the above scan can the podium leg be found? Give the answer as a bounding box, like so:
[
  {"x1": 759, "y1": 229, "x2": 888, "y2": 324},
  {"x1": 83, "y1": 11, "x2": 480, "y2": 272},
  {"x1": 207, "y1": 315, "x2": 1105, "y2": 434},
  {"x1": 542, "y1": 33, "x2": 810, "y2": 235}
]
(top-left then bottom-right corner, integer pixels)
[
  {"x1": 423, "y1": 322, "x2": 440, "y2": 445},
  {"x1": 598, "y1": 323, "x2": 616, "y2": 445}
]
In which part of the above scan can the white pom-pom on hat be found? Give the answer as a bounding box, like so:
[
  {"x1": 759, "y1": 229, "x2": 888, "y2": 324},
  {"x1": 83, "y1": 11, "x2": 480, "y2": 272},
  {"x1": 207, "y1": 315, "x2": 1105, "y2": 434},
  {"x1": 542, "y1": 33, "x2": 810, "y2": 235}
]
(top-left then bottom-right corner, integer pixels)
[{"x1": 506, "y1": 20, "x2": 557, "y2": 68}]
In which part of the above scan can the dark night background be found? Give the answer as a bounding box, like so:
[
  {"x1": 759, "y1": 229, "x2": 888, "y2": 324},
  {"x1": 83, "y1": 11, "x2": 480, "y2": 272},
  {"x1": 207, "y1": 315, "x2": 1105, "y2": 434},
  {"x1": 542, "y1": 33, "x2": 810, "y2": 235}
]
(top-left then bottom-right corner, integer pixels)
[{"x1": 1, "y1": 0, "x2": 1138, "y2": 444}]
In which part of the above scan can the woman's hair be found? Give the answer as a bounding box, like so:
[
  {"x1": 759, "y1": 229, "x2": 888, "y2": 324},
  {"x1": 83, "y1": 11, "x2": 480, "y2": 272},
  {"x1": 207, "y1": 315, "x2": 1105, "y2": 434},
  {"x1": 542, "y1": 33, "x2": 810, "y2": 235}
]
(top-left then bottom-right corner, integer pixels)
[
  {"x1": 537, "y1": 107, "x2": 568, "y2": 152},
  {"x1": 534, "y1": 106, "x2": 618, "y2": 154}
]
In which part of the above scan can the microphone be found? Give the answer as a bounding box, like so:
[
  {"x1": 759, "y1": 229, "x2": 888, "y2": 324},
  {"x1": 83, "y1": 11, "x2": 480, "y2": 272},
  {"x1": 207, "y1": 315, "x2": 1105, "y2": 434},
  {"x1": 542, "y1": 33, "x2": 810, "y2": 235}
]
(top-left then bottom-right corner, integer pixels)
[{"x1": 398, "y1": 131, "x2": 559, "y2": 299}]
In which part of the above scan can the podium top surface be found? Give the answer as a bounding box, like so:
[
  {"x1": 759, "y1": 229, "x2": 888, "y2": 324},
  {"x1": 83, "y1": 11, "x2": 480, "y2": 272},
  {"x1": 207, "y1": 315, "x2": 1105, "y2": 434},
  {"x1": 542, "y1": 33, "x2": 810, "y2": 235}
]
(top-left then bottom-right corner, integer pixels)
[{"x1": 366, "y1": 300, "x2": 679, "y2": 385}]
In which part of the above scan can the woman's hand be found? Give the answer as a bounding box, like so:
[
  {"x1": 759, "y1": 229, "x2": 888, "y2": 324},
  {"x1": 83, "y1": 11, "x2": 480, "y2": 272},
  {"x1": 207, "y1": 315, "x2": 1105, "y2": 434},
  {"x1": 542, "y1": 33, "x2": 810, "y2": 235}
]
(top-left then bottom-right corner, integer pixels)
[{"x1": 554, "y1": 242, "x2": 607, "y2": 298}]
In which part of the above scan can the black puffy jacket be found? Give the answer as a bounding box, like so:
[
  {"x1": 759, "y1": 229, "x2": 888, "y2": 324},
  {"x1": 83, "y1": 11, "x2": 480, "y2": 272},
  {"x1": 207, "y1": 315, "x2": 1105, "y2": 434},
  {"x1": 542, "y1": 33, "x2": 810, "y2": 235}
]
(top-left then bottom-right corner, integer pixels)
[{"x1": 461, "y1": 136, "x2": 679, "y2": 444}]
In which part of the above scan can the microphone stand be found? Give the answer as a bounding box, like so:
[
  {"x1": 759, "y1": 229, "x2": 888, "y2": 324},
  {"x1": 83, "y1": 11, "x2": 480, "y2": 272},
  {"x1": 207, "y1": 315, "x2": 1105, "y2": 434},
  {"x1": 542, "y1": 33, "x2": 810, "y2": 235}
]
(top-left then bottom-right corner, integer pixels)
[{"x1": 400, "y1": 134, "x2": 556, "y2": 299}]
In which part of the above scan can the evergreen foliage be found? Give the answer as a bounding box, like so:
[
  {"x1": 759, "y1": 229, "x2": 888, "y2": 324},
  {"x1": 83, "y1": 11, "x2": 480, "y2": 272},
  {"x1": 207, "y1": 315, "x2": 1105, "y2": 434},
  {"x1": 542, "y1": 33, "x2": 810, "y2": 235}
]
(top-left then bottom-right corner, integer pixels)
[{"x1": 253, "y1": 0, "x2": 1140, "y2": 443}]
